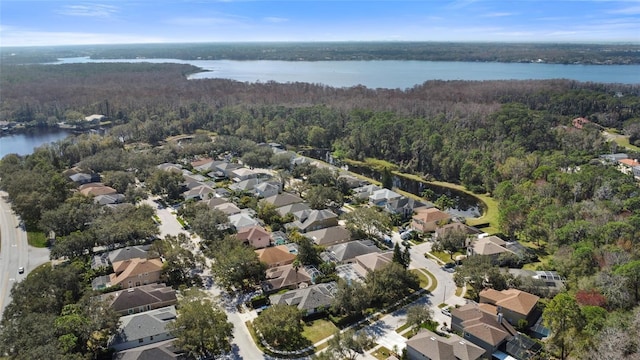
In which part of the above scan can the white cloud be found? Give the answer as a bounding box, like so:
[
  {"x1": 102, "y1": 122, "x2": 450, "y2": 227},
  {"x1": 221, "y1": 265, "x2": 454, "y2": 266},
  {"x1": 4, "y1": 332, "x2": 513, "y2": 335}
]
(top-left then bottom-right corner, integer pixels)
[
  {"x1": 263, "y1": 17, "x2": 288, "y2": 23},
  {"x1": 607, "y1": 5, "x2": 640, "y2": 14},
  {"x1": 165, "y1": 14, "x2": 248, "y2": 26},
  {"x1": 481, "y1": 12, "x2": 516, "y2": 17},
  {"x1": 0, "y1": 27, "x2": 166, "y2": 47},
  {"x1": 56, "y1": 4, "x2": 119, "y2": 18}
]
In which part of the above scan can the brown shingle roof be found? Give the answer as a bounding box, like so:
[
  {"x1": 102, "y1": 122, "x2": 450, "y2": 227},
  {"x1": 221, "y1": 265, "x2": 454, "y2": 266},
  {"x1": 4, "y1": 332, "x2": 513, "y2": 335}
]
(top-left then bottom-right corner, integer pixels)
[
  {"x1": 413, "y1": 207, "x2": 451, "y2": 223},
  {"x1": 479, "y1": 288, "x2": 540, "y2": 317},
  {"x1": 110, "y1": 258, "x2": 163, "y2": 286},
  {"x1": 255, "y1": 245, "x2": 296, "y2": 268}
]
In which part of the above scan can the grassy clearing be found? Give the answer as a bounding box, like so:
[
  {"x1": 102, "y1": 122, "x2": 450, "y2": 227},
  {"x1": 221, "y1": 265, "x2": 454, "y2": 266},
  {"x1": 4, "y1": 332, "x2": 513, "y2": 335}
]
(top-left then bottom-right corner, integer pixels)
[
  {"x1": 425, "y1": 270, "x2": 438, "y2": 292},
  {"x1": 396, "y1": 322, "x2": 411, "y2": 334},
  {"x1": 521, "y1": 241, "x2": 554, "y2": 270},
  {"x1": 455, "y1": 287, "x2": 464, "y2": 297},
  {"x1": 302, "y1": 319, "x2": 338, "y2": 344},
  {"x1": 430, "y1": 250, "x2": 457, "y2": 264},
  {"x1": 410, "y1": 269, "x2": 430, "y2": 289},
  {"x1": 343, "y1": 158, "x2": 398, "y2": 172},
  {"x1": 27, "y1": 231, "x2": 48, "y2": 248},
  {"x1": 605, "y1": 130, "x2": 640, "y2": 152},
  {"x1": 371, "y1": 346, "x2": 396, "y2": 360}
]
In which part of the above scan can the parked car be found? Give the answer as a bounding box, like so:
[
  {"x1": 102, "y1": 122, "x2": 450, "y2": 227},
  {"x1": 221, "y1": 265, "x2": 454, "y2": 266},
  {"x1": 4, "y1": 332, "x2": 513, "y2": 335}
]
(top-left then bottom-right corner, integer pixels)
[
  {"x1": 441, "y1": 307, "x2": 451, "y2": 317},
  {"x1": 18, "y1": 267, "x2": 24, "y2": 274},
  {"x1": 400, "y1": 229, "x2": 415, "y2": 240}
]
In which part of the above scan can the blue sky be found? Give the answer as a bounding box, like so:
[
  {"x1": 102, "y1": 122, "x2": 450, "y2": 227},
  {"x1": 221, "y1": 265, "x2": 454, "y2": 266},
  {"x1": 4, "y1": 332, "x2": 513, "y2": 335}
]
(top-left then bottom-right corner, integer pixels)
[{"x1": 1, "y1": 0, "x2": 639, "y2": 46}]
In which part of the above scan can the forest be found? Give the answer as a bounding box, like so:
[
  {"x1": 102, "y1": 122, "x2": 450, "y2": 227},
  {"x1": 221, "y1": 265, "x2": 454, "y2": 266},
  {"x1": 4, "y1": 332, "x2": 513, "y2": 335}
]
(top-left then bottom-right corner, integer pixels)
[
  {"x1": 2, "y1": 42, "x2": 640, "y2": 65},
  {"x1": 1, "y1": 59, "x2": 640, "y2": 359}
]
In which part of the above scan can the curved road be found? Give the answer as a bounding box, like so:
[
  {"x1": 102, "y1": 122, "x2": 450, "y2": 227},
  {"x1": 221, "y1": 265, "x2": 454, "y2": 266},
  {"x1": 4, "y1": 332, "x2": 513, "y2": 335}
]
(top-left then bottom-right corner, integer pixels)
[{"x1": 0, "y1": 191, "x2": 50, "y2": 317}]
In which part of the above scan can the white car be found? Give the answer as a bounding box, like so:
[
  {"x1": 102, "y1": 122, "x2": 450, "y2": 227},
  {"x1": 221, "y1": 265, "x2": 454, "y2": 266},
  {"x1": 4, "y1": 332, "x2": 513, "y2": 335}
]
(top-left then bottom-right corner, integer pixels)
[
  {"x1": 18, "y1": 266, "x2": 24, "y2": 274},
  {"x1": 441, "y1": 307, "x2": 451, "y2": 317}
]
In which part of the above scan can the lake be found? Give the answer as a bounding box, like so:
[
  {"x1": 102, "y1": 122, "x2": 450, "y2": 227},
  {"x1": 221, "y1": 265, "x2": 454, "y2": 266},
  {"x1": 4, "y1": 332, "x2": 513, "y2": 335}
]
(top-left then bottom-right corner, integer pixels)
[
  {"x1": 0, "y1": 129, "x2": 73, "y2": 158},
  {"x1": 52, "y1": 57, "x2": 640, "y2": 88}
]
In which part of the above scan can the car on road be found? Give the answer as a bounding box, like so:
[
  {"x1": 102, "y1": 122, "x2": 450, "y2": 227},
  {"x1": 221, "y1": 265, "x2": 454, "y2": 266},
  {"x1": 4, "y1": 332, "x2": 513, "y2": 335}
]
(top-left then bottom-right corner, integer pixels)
[
  {"x1": 441, "y1": 307, "x2": 451, "y2": 317},
  {"x1": 18, "y1": 267, "x2": 24, "y2": 274}
]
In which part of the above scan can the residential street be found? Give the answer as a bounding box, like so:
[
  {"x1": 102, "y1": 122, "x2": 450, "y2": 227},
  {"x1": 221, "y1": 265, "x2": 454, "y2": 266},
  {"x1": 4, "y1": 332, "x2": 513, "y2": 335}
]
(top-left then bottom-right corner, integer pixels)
[
  {"x1": 146, "y1": 196, "x2": 466, "y2": 359},
  {"x1": 0, "y1": 191, "x2": 50, "y2": 316},
  {"x1": 146, "y1": 197, "x2": 271, "y2": 359}
]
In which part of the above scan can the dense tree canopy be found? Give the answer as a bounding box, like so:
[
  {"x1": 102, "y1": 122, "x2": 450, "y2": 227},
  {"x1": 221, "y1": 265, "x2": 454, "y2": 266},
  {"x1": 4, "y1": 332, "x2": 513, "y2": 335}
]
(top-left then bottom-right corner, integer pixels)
[{"x1": 168, "y1": 288, "x2": 234, "y2": 359}]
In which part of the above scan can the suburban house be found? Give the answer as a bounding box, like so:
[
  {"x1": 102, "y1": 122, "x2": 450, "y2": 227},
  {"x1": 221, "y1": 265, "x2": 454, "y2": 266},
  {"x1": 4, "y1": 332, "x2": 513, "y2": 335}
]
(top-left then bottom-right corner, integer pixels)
[
  {"x1": 384, "y1": 197, "x2": 428, "y2": 218},
  {"x1": 109, "y1": 306, "x2": 177, "y2": 352},
  {"x1": 212, "y1": 201, "x2": 242, "y2": 216},
  {"x1": 113, "y1": 339, "x2": 184, "y2": 360},
  {"x1": 478, "y1": 288, "x2": 541, "y2": 327},
  {"x1": 262, "y1": 264, "x2": 312, "y2": 293},
  {"x1": 182, "y1": 173, "x2": 208, "y2": 188},
  {"x1": 262, "y1": 192, "x2": 304, "y2": 208},
  {"x1": 228, "y1": 212, "x2": 260, "y2": 230},
  {"x1": 269, "y1": 282, "x2": 337, "y2": 316},
  {"x1": 435, "y1": 222, "x2": 483, "y2": 239},
  {"x1": 254, "y1": 181, "x2": 280, "y2": 198},
  {"x1": 183, "y1": 184, "x2": 216, "y2": 201},
  {"x1": 352, "y1": 184, "x2": 381, "y2": 201},
  {"x1": 352, "y1": 251, "x2": 393, "y2": 276},
  {"x1": 450, "y1": 303, "x2": 518, "y2": 355},
  {"x1": 276, "y1": 202, "x2": 311, "y2": 218},
  {"x1": 304, "y1": 225, "x2": 352, "y2": 246},
  {"x1": 229, "y1": 178, "x2": 261, "y2": 193},
  {"x1": 411, "y1": 207, "x2": 452, "y2": 232},
  {"x1": 255, "y1": 245, "x2": 297, "y2": 268},
  {"x1": 236, "y1": 225, "x2": 271, "y2": 249},
  {"x1": 231, "y1": 167, "x2": 259, "y2": 182},
  {"x1": 507, "y1": 270, "x2": 566, "y2": 297},
  {"x1": 69, "y1": 171, "x2": 101, "y2": 185},
  {"x1": 214, "y1": 162, "x2": 242, "y2": 178},
  {"x1": 599, "y1": 153, "x2": 628, "y2": 164},
  {"x1": 368, "y1": 188, "x2": 403, "y2": 207},
  {"x1": 618, "y1": 158, "x2": 640, "y2": 175},
  {"x1": 405, "y1": 329, "x2": 485, "y2": 360},
  {"x1": 94, "y1": 193, "x2": 125, "y2": 205},
  {"x1": 467, "y1": 236, "x2": 516, "y2": 262},
  {"x1": 289, "y1": 209, "x2": 339, "y2": 233},
  {"x1": 322, "y1": 240, "x2": 380, "y2": 264},
  {"x1": 190, "y1": 157, "x2": 214, "y2": 169},
  {"x1": 99, "y1": 283, "x2": 177, "y2": 316},
  {"x1": 194, "y1": 159, "x2": 224, "y2": 173},
  {"x1": 79, "y1": 182, "x2": 118, "y2": 197},
  {"x1": 91, "y1": 245, "x2": 151, "y2": 270},
  {"x1": 202, "y1": 196, "x2": 228, "y2": 208},
  {"x1": 110, "y1": 258, "x2": 164, "y2": 289}
]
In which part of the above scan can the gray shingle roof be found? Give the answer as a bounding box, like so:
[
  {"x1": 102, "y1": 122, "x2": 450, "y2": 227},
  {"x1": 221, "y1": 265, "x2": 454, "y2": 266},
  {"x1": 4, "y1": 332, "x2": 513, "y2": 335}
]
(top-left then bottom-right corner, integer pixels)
[
  {"x1": 269, "y1": 282, "x2": 336, "y2": 312},
  {"x1": 110, "y1": 306, "x2": 177, "y2": 347}
]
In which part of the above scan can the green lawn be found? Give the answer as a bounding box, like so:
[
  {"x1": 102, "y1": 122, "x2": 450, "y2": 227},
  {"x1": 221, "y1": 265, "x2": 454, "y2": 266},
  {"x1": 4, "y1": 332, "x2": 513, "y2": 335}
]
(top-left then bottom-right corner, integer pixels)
[
  {"x1": 430, "y1": 250, "x2": 458, "y2": 264},
  {"x1": 605, "y1": 130, "x2": 640, "y2": 152},
  {"x1": 371, "y1": 346, "x2": 396, "y2": 360},
  {"x1": 409, "y1": 269, "x2": 430, "y2": 289},
  {"x1": 302, "y1": 319, "x2": 338, "y2": 344},
  {"x1": 425, "y1": 271, "x2": 438, "y2": 292},
  {"x1": 521, "y1": 241, "x2": 554, "y2": 270},
  {"x1": 27, "y1": 231, "x2": 48, "y2": 248}
]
